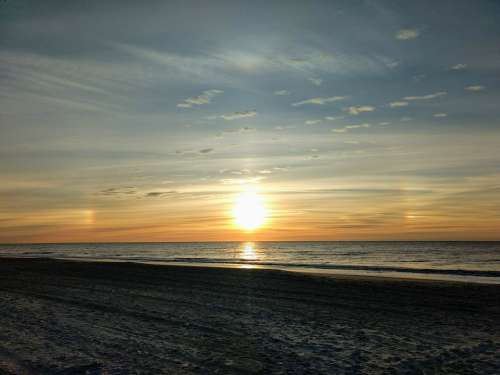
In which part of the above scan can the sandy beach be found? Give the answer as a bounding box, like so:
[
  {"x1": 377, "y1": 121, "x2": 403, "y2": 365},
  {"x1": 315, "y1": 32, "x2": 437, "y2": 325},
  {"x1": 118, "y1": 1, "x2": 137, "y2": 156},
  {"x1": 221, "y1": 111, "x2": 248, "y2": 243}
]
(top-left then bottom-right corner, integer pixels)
[{"x1": 0, "y1": 258, "x2": 499, "y2": 374}]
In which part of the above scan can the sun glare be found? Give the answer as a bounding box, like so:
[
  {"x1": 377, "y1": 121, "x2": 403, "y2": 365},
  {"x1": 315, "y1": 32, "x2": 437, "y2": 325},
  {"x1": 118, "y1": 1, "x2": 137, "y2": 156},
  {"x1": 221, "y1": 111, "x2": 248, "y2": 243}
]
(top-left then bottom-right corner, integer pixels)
[{"x1": 233, "y1": 190, "x2": 267, "y2": 231}]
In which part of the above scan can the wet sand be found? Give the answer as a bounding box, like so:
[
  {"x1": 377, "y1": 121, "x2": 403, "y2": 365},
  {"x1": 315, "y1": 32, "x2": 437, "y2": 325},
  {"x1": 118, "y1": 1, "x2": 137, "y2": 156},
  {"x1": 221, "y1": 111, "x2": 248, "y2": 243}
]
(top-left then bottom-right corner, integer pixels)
[{"x1": 0, "y1": 258, "x2": 499, "y2": 374}]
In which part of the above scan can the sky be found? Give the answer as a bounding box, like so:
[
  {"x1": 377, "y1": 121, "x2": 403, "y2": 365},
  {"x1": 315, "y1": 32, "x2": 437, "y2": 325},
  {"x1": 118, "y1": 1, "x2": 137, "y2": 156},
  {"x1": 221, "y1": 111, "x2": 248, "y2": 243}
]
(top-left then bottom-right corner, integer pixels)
[{"x1": 1, "y1": 0, "x2": 500, "y2": 242}]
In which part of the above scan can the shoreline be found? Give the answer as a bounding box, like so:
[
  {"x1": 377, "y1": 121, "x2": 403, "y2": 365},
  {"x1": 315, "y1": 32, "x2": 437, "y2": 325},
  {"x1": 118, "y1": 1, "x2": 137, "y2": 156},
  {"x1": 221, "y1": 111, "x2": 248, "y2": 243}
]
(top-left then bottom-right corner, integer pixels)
[
  {"x1": 2, "y1": 255, "x2": 500, "y2": 285},
  {"x1": 1, "y1": 258, "x2": 499, "y2": 374}
]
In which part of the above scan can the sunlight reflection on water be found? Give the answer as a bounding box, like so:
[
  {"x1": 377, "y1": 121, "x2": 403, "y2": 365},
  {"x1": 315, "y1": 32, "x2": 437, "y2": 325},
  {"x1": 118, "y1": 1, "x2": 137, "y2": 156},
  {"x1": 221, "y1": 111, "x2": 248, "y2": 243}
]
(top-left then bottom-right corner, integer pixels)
[
  {"x1": 241, "y1": 242, "x2": 258, "y2": 261},
  {"x1": 238, "y1": 264, "x2": 258, "y2": 269}
]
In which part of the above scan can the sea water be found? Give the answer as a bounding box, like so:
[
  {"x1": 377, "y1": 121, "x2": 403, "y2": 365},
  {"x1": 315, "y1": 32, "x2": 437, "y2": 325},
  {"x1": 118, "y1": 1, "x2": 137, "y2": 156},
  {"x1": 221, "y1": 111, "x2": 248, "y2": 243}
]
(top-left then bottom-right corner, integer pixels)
[{"x1": 1, "y1": 241, "x2": 499, "y2": 284}]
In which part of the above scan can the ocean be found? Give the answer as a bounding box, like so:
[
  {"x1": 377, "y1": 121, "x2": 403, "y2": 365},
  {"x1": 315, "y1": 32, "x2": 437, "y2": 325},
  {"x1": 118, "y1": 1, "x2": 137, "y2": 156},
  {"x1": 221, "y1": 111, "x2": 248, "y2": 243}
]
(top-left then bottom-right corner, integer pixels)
[{"x1": 1, "y1": 241, "x2": 499, "y2": 284}]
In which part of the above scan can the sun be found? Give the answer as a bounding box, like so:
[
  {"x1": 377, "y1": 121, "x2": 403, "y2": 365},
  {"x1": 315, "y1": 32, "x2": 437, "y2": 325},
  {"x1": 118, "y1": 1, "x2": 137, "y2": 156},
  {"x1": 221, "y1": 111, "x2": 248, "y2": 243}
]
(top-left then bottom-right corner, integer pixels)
[{"x1": 233, "y1": 190, "x2": 267, "y2": 231}]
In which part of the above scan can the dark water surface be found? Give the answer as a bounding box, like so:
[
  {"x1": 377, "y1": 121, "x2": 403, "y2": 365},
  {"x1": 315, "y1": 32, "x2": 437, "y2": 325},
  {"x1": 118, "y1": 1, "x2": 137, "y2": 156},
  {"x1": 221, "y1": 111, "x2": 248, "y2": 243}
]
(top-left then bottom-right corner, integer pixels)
[{"x1": 1, "y1": 241, "x2": 499, "y2": 283}]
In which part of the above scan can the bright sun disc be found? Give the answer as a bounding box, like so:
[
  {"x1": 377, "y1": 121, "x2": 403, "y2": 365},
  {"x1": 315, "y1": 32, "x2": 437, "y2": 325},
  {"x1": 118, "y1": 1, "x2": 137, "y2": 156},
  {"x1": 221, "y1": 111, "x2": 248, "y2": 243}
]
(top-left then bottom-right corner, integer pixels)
[{"x1": 233, "y1": 190, "x2": 267, "y2": 230}]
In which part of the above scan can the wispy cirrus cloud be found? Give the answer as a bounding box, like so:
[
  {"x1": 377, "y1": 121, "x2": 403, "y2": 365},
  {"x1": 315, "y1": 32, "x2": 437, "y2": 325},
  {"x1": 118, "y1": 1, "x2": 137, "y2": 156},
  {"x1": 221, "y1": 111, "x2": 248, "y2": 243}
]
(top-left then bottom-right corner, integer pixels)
[
  {"x1": 98, "y1": 187, "x2": 137, "y2": 197},
  {"x1": 345, "y1": 105, "x2": 375, "y2": 115},
  {"x1": 305, "y1": 119, "x2": 321, "y2": 125},
  {"x1": 386, "y1": 60, "x2": 400, "y2": 68},
  {"x1": 292, "y1": 96, "x2": 346, "y2": 107},
  {"x1": 395, "y1": 29, "x2": 420, "y2": 40},
  {"x1": 224, "y1": 126, "x2": 255, "y2": 133},
  {"x1": 145, "y1": 191, "x2": 176, "y2": 198},
  {"x1": 216, "y1": 126, "x2": 255, "y2": 138},
  {"x1": 451, "y1": 63, "x2": 467, "y2": 70},
  {"x1": 403, "y1": 92, "x2": 447, "y2": 101},
  {"x1": 220, "y1": 176, "x2": 266, "y2": 185},
  {"x1": 274, "y1": 90, "x2": 290, "y2": 96},
  {"x1": 308, "y1": 77, "x2": 323, "y2": 86},
  {"x1": 389, "y1": 101, "x2": 408, "y2": 108},
  {"x1": 324, "y1": 116, "x2": 344, "y2": 121},
  {"x1": 199, "y1": 148, "x2": 214, "y2": 154},
  {"x1": 465, "y1": 85, "x2": 485, "y2": 91},
  {"x1": 220, "y1": 110, "x2": 257, "y2": 120},
  {"x1": 332, "y1": 123, "x2": 371, "y2": 133},
  {"x1": 177, "y1": 89, "x2": 223, "y2": 108},
  {"x1": 433, "y1": 113, "x2": 447, "y2": 118}
]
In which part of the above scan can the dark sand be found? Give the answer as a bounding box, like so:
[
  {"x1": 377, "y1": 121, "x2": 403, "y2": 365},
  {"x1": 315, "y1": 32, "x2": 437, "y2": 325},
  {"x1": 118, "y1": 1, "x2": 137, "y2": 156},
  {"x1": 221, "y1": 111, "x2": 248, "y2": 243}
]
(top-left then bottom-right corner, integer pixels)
[{"x1": 0, "y1": 259, "x2": 499, "y2": 374}]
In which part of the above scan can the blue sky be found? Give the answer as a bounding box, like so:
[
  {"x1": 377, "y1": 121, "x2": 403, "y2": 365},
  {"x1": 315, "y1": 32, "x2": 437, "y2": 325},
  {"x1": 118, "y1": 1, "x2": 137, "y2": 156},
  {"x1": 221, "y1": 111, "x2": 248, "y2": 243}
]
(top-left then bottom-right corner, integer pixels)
[{"x1": 1, "y1": 0, "x2": 499, "y2": 242}]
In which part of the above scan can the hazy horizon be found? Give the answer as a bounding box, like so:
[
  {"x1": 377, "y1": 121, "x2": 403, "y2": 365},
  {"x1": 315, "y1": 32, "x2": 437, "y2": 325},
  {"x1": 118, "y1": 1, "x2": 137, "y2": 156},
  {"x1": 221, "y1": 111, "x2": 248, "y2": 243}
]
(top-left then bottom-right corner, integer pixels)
[
  {"x1": 2, "y1": 240, "x2": 500, "y2": 245},
  {"x1": 1, "y1": 0, "x2": 500, "y2": 242}
]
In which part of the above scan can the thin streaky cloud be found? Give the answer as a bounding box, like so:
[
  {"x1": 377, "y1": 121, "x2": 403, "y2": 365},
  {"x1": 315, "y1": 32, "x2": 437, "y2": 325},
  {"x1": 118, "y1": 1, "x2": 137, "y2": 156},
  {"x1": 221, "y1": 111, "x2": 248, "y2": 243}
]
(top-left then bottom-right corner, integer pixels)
[
  {"x1": 386, "y1": 60, "x2": 400, "y2": 68},
  {"x1": 404, "y1": 92, "x2": 447, "y2": 101},
  {"x1": 396, "y1": 29, "x2": 420, "y2": 40},
  {"x1": 389, "y1": 101, "x2": 408, "y2": 108},
  {"x1": 177, "y1": 89, "x2": 223, "y2": 108},
  {"x1": 332, "y1": 123, "x2": 371, "y2": 133},
  {"x1": 274, "y1": 90, "x2": 290, "y2": 96},
  {"x1": 465, "y1": 85, "x2": 485, "y2": 91},
  {"x1": 292, "y1": 96, "x2": 346, "y2": 106},
  {"x1": 220, "y1": 110, "x2": 257, "y2": 120},
  {"x1": 345, "y1": 105, "x2": 375, "y2": 115},
  {"x1": 308, "y1": 77, "x2": 323, "y2": 86},
  {"x1": 305, "y1": 120, "x2": 321, "y2": 125},
  {"x1": 433, "y1": 113, "x2": 447, "y2": 118},
  {"x1": 451, "y1": 64, "x2": 467, "y2": 70},
  {"x1": 145, "y1": 191, "x2": 176, "y2": 198},
  {"x1": 199, "y1": 148, "x2": 214, "y2": 154}
]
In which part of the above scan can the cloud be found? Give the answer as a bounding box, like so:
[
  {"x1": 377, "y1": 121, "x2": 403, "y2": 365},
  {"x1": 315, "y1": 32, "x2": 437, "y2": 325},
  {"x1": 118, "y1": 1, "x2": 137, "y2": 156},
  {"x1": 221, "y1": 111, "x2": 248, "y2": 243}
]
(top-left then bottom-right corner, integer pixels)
[
  {"x1": 220, "y1": 110, "x2": 257, "y2": 120},
  {"x1": 465, "y1": 85, "x2": 485, "y2": 91},
  {"x1": 389, "y1": 101, "x2": 408, "y2": 108},
  {"x1": 292, "y1": 96, "x2": 346, "y2": 106},
  {"x1": 274, "y1": 90, "x2": 290, "y2": 96},
  {"x1": 305, "y1": 119, "x2": 321, "y2": 125},
  {"x1": 433, "y1": 113, "x2": 447, "y2": 118},
  {"x1": 219, "y1": 168, "x2": 274, "y2": 176},
  {"x1": 324, "y1": 116, "x2": 344, "y2": 121},
  {"x1": 99, "y1": 187, "x2": 137, "y2": 196},
  {"x1": 345, "y1": 105, "x2": 375, "y2": 115},
  {"x1": 220, "y1": 168, "x2": 249, "y2": 175},
  {"x1": 114, "y1": 43, "x2": 228, "y2": 83},
  {"x1": 332, "y1": 123, "x2": 371, "y2": 133},
  {"x1": 273, "y1": 167, "x2": 288, "y2": 172},
  {"x1": 235, "y1": 126, "x2": 255, "y2": 133},
  {"x1": 199, "y1": 148, "x2": 213, "y2": 154},
  {"x1": 396, "y1": 29, "x2": 420, "y2": 40},
  {"x1": 308, "y1": 77, "x2": 323, "y2": 86},
  {"x1": 217, "y1": 126, "x2": 256, "y2": 137},
  {"x1": 220, "y1": 176, "x2": 265, "y2": 185},
  {"x1": 386, "y1": 60, "x2": 400, "y2": 68},
  {"x1": 451, "y1": 64, "x2": 467, "y2": 70},
  {"x1": 274, "y1": 125, "x2": 295, "y2": 131},
  {"x1": 177, "y1": 89, "x2": 223, "y2": 108},
  {"x1": 145, "y1": 191, "x2": 176, "y2": 198},
  {"x1": 403, "y1": 92, "x2": 447, "y2": 101}
]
